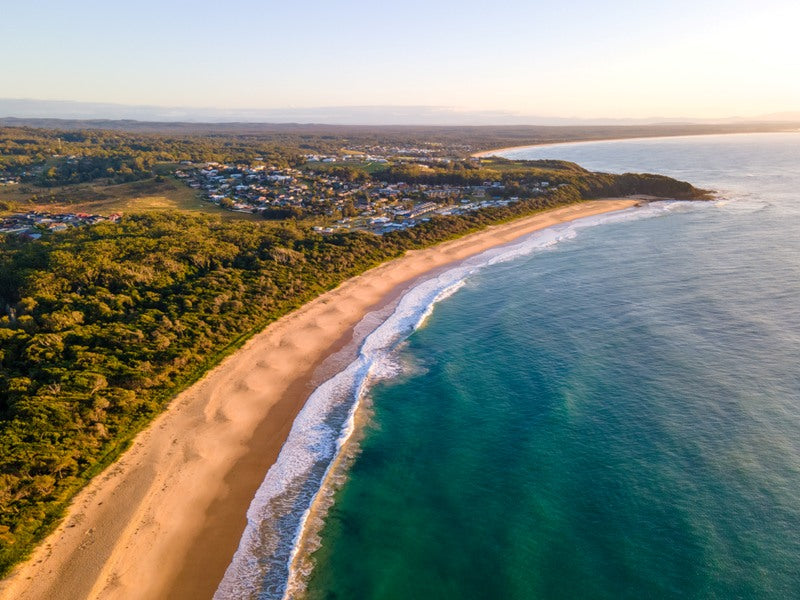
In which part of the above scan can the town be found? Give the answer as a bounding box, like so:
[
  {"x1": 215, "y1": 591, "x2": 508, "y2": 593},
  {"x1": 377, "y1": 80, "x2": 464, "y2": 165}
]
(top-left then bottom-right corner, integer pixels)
[
  {"x1": 0, "y1": 130, "x2": 573, "y2": 239},
  {"x1": 0, "y1": 211, "x2": 121, "y2": 238},
  {"x1": 176, "y1": 153, "x2": 553, "y2": 235}
]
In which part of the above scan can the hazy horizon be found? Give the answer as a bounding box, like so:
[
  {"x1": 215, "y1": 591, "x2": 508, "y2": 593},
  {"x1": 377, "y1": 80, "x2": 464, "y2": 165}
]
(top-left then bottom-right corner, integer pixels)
[
  {"x1": 2, "y1": 98, "x2": 800, "y2": 127},
  {"x1": 2, "y1": 0, "x2": 799, "y2": 122}
]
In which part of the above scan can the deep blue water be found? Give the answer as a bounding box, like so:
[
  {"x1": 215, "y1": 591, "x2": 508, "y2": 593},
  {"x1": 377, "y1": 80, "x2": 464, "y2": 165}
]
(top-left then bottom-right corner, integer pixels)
[{"x1": 300, "y1": 133, "x2": 800, "y2": 599}]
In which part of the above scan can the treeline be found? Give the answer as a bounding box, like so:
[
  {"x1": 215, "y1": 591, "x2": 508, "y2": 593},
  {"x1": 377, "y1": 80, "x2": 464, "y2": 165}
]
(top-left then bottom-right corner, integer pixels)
[
  {"x1": 4, "y1": 118, "x2": 794, "y2": 156},
  {"x1": 38, "y1": 155, "x2": 154, "y2": 186},
  {"x1": 0, "y1": 127, "x2": 307, "y2": 181},
  {"x1": 0, "y1": 166, "x2": 706, "y2": 574},
  {"x1": 375, "y1": 159, "x2": 706, "y2": 200}
]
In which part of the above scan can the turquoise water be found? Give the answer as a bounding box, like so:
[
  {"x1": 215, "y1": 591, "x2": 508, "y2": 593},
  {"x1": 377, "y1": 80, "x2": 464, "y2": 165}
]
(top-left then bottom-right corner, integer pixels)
[{"x1": 301, "y1": 133, "x2": 800, "y2": 599}]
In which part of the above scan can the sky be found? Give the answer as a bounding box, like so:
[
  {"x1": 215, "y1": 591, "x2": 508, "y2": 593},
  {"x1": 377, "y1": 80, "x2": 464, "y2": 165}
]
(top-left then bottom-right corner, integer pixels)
[{"x1": 2, "y1": 0, "x2": 800, "y2": 122}]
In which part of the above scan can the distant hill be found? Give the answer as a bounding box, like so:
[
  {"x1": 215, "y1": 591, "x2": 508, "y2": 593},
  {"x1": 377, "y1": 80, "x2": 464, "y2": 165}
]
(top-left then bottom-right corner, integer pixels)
[
  {"x1": 1, "y1": 115, "x2": 798, "y2": 153},
  {"x1": 2, "y1": 98, "x2": 800, "y2": 129}
]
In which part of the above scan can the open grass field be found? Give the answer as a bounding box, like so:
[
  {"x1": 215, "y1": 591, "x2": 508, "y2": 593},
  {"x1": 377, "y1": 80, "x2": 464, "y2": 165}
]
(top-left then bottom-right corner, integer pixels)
[
  {"x1": 304, "y1": 160, "x2": 389, "y2": 175},
  {"x1": 0, "y1": 176, "x2": 260, "y2": 220}
]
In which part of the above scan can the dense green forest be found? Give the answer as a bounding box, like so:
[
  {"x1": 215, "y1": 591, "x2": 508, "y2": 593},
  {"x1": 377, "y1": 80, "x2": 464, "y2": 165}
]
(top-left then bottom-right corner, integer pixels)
[
  {"x1": 0, "y1": 147, "x2": 708, "y2": 575},
  {"x1": 0, "y1": 126, "x2": 306, "y2": 183}
]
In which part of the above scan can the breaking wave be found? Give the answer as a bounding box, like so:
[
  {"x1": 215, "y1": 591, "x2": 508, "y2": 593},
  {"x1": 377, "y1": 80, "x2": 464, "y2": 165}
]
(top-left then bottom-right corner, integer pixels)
[{"x1": 213, "y1": 201, "x2": 697, "y2": 599}]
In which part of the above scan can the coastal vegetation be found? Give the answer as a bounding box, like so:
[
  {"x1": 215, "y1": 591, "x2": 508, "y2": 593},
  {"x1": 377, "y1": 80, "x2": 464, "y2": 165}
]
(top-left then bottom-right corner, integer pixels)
[
  {"x1": 375, "y1": 158, "x2": 702, "y2": 199},
  {"x1": 0, "y1": 126, "x2": 306, "y2": 175},
  {"x1": 0, "y1": 124, "x2": 710, "y2": 575}
]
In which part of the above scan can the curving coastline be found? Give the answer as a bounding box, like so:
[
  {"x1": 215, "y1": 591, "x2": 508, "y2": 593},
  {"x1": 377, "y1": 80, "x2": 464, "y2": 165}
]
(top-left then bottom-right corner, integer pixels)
[
  {"x1": 0, "y1": 199, "x2": 638, "y2": 600},
  {"x1": 470, "y1": 136, "x2": 664, "y2": 158},
  {"x1": 469, "y1": 136, "x2": 674, "y2": 158},
  {"x1": 468, "y1": 130, "x2": 798, "y2": 159},
  {"x1": 275, "y1": 200, "x2": 688, "y2": 600}
]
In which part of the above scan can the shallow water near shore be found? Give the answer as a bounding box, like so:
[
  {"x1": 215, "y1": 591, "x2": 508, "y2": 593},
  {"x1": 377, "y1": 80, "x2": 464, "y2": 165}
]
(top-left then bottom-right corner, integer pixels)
[
  {"x1": 301, "y1": 133, "x2": 800, "y2": 599},
  {"x1": 214, "y1": 201, "x2": 650, "y2": 599},
  {"x1": 219, "y1": 132, "x2": 800, "y2": 599}
]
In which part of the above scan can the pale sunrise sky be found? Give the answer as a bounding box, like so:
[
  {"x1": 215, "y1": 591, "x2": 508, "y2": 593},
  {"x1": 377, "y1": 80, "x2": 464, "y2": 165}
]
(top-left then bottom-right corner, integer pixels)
[{"x1": 2, "y1": 0, "x2": 800, "y2": 121}]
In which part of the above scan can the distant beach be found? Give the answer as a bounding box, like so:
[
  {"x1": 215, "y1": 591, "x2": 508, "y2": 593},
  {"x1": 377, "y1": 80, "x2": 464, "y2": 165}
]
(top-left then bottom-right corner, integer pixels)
[
  {"x1": 469, "y1": 137, "x2": 656, "y2": 158},
  {"x1": 470, "y1": 138, "x2": 650, "y2": 159},
  {"x1": 468, "y1": 130, "x2": 797, "y2": 159},
  {"x1": 470, "y1": 137, "x2": 656, "y2": 158},
  {"x1": 0, "y1": 199, "x2": 638, "y2": 600}
]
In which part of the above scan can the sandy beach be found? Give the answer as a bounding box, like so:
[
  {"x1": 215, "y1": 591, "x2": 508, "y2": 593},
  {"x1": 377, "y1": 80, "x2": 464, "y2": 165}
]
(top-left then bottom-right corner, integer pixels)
[
  {"x1": 0, "y1": 199, "x2": 638, "y2": 600},
  {"x1": 468, "y1": 130, "x2": 786, "y2": 159},
  {"x1": 471, "y1": 144, "x2": 542, "y2": 158},
  {"x1": 469, "y1": 134, "x2": 699, "y2": 158},
  {"x1": 470, "y1": 139, "x2": 623, "y2": 158}
]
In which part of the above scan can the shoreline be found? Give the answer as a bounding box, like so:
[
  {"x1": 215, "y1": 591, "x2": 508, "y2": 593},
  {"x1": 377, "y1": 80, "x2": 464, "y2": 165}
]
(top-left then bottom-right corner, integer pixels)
[
  {"x1": 469, "y1": 129, "x2": 800, "y2": 158},
  {"x1": 0, "y1": 199, "x2": 639, "y2": 600},
  {"x1": 470, "y1": 134, "x2": 677, "y2": 158}
]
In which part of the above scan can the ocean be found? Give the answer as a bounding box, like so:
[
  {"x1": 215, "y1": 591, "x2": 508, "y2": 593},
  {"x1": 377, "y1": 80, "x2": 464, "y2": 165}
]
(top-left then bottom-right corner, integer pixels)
[{"x1": 216, "y1": 132, "x2": 800, "y2": 599}]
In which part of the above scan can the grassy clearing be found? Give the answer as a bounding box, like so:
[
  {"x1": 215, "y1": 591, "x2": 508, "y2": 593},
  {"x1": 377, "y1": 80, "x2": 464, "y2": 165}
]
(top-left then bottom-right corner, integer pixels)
[
  {"x1": 0, "y1": 177, "x2": 260, "y2": 220},
  {"x1": 304, "y1": 160, "x2": 388, "y2": 175}
]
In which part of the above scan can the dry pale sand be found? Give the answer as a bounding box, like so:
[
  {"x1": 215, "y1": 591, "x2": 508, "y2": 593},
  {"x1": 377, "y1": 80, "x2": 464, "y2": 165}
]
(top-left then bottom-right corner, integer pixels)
[
  {"x1": 0, "y1": 199, "x2": 638, "y2": 600},
  {"x1": 470, "y1": 137, "x2": 670, "y2": 158},
  {"x1": 471, "y1": 145, "x2": 540, "y2": 157}
]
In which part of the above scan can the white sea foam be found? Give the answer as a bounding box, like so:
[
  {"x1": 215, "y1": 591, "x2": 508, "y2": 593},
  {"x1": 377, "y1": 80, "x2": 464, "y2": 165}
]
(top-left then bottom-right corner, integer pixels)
[{"x1": 213, "y1": 201, "x2": 700, "y2": 599}]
